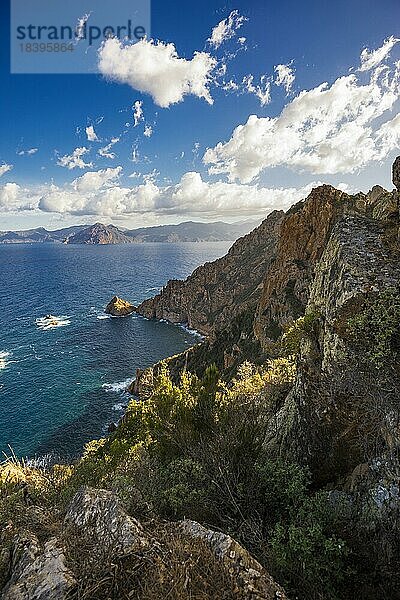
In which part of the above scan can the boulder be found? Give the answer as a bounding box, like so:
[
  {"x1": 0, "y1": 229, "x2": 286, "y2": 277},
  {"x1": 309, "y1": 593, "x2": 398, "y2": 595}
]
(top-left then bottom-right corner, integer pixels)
[
  {"x1": 2, "y1": 534, "x2": 76, "y2": 600},
  {"x1": 105, "y1": 295, "x2": 135, "y2": 316},
  {"x1": 64, "y1": 487, "x2": 148, "y2": 557}
]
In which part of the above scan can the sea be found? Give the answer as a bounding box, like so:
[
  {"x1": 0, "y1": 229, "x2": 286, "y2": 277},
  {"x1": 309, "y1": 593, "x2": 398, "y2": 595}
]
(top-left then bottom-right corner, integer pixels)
[{"x1": 0, "y1": 241, "x2": 230, "y2": 459}]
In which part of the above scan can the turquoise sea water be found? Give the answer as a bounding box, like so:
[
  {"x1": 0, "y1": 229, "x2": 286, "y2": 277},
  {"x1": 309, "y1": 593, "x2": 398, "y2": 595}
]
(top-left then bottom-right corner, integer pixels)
[{"x1": 0, "y1": 242, "x2": 230, "y2": 458}]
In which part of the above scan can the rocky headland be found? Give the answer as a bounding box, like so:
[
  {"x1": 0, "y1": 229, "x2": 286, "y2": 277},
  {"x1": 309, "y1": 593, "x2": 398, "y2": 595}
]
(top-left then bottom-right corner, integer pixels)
[{"x1": 1, "y1": 159, "x2": 400, "y2": 600}]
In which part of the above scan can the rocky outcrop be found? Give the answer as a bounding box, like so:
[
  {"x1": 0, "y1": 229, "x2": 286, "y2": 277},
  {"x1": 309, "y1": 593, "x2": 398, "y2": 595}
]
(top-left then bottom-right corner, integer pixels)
[
  {"x1": 136, "y1": 211, "x2": 284, "y2": 337},
  {"x1": 64, "y1": 487, "x2": 148, "y2": 557},
  {"x1": 263, "y1": 197, "x2": 400, "y2": 481},
  {"x1": 2, "y1": 488, "x2": 286, "y2": 599},
  {"x1": 254, "y1": 185, "x2": 353, "y2": 346},
  {"x1": 2, "y1": 534, "x2": 76, "y2": 600},
  {"x1": 180, "y1": 520, "x2": 288, "y2": 599},
  {"x1": 105, "y1": 295, "x2": 135, "y2": 316}
]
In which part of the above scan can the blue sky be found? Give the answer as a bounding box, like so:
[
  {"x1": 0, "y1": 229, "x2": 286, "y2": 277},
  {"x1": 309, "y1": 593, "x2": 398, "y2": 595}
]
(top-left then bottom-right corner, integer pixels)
[{"x1": 0, "y1": 0, "x2": 399, "y2": 230}]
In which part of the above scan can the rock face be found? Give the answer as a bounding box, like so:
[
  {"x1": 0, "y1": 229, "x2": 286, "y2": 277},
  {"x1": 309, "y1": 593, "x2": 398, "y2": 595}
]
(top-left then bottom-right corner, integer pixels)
[
  {"x1": 105, "y1": 295, "x2": 135, "y2": 316},
  {"x1": 180, "y1": 520, "x2": 288, "y2": 599},
  {"x1": 2, "y1": 534, "x2": 76, "y2": 600},
  {"x1": 64, "y1": 487, "x2": 148, "y2": 557},
  {"x1": 393, "y1": 156, "x2": 400, "y2": 191},
  {"x1": 254, "y1": 185, "x2": 352, "y2": 346},
  {"x1": 264, "y1": 209, "x2": 400, "y2": 478},
  {"x1": 136, "y1": 210, "x2": 284, "y2": 337}
]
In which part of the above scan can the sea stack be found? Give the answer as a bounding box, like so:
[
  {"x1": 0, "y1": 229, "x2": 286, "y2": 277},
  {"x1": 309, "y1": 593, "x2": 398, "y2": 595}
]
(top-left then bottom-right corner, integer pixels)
[{"x1": 105, "y1": 296, "x2": 136, "y2": 317}]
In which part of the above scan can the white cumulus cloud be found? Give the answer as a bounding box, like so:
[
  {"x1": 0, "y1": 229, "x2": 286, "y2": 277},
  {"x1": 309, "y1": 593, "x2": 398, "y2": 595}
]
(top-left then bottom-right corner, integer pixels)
[
  {"x1": 0, "y1": 163, "x2": 13, "y2": 177},
  {"x1": 204, "y1": 54, "x2": 400, "y2": 182},
  {"x1": 72, "y1": 166, "x2": 122, "y2": 193},
  {"x1": 86, "y1": 125, "x2": 99, "y2": 142},
  {"x1": 208, "y1": 10, "x2": 247, "y2": 49},
  {"x1": 57, "y1": 147, "x2": 93, "y2": 170},
  {"x1": 133, "y1": 100, "x2": 144, "y2": 126},
  {"x1": 359, "y1": 35, "x2": 399, "y2": 71},
  {"x1": 274, "y1": 63, "x2": 295, "y2": 93},
  {"x1": 2, "y1": 167, "x2": 328, "y2": 220},
  {"x1": 0, "y1": 182, "x2": 40, "y2": 212},
  {"x1": 242, "y1": 74, "x2": 271, "y2": 106},
  {"x1": 98, "y1": 137, "x2": 120, "y2": 159},
  {"x1": 14, "y1": 169, "x2": 324, "y2": 219},
  {"x1": 98, "y1": 38, "x2": 217, "y2": 108}
]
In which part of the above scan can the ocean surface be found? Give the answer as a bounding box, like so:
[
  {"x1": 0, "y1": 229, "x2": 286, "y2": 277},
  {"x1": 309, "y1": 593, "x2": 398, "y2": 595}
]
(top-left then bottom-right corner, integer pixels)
[{"x1": 0, "y1": 241, "x2": 230, "y2": 459}]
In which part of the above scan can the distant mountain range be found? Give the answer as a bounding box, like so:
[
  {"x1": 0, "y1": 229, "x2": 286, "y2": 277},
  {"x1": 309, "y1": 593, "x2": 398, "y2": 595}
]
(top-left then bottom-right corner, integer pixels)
[{"x1": 0, "y1": 221, "x2": 260, "y2": 245}]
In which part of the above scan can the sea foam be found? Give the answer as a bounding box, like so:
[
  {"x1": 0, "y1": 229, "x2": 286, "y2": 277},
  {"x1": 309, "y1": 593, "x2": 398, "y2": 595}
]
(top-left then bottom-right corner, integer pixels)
[
  {"x1": 102, "y1": 377, "x2": 134, "y2": 393},
  {"x1": 36, "y1": 315, "x2": 71, "y2": 330},
  {"x1": 0, "y1": 351, "x2": 11, "y2": 370}
]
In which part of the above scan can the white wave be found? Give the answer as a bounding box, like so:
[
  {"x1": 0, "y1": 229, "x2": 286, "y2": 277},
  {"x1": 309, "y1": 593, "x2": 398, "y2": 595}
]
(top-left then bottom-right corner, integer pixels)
[
  {"x1": 102, "y1": 377, "x2": 134, "y2": 393},
  {"x1": 97, "y1": 314, "x2": 111, "y2": 320},
  {"x1": 36, "y1": 315, "x2": 70, "y2": 330},
  {"x1": 112, "y1": 401, "x2": 128, "y2": 411},
  {"x1": 0, "y1": 351, "x2": 11, "y2": 370},
  {"x1": 179, "y1": 324, "x2": 205, "y2": 338}
]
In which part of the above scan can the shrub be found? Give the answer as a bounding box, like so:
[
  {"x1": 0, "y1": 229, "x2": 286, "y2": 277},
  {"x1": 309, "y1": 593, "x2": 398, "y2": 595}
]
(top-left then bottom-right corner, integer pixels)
[
  {"x1": 281, "y1": 311, "x2": 320, "y2": 355},
  {"x1": 346, "y1": 288, "x2": 400, "y2": 369},
  {"x1": 270, "y1": 519, "x2": 348, "y2": 600}
]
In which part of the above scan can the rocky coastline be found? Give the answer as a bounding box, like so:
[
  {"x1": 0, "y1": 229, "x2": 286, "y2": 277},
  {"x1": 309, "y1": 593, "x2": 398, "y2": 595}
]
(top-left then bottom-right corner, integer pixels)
[{"x1": 2, "y1": 159, "x2": 400, "y2": 599}]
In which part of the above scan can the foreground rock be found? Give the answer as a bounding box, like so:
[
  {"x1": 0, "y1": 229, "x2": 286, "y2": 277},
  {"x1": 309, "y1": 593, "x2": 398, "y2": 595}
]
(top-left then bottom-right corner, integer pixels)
[
  {"x1": 2, "y1": 488, "x2": 287, "y2": 599},
  {"x1": 105, "y1": 295, "x2": 135, "y2": 316},
  {"x1": 2, "y1": 534, "x2": 76, "y2": 600},
  {"x1": 64, "y1": 487, "x2": 148, "y2": 557},
  {"x1": 180, "y1": 520, "x2": 288, "y2": 599}
]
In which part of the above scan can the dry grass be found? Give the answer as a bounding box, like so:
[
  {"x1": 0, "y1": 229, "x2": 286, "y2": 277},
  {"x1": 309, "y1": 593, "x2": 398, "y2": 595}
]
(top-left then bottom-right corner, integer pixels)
[{"x1": 64, "y1": 521, "x2": 242, "y2": 600}]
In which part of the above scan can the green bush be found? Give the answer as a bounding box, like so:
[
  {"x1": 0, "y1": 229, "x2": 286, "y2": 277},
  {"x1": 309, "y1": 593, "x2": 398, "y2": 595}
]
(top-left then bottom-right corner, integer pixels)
[
  {"x1": 281, "y1": 311, "x2": 320, "y2": 355},
  {"x1": 270, "y1": 519, "x2": 348, "y2": 600},
  {"x1": 153, "y1": 458, "x2": 213, "y2": 520},
  {"x1": 346, "y1": 288, "x2": 400, "y2": 369}
]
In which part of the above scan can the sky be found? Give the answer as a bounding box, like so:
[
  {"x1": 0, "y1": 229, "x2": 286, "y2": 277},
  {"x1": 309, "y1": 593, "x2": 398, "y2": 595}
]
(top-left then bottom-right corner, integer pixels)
[{"x1": 0, "y1": 0, "x2": 399, "y2": 230}]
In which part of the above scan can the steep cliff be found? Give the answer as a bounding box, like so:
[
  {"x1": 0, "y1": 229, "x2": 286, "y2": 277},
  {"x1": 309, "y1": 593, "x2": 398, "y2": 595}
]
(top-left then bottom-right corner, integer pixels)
[
  {"x1": 136, "y1": 210, "x2": 284, "y2": 337},
  {"x1": 137, "y1": 169, "x2": 399, "y2": 379},
  {"x1": 128, "y1": 163, "x2": 400, "y2": 597}
]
